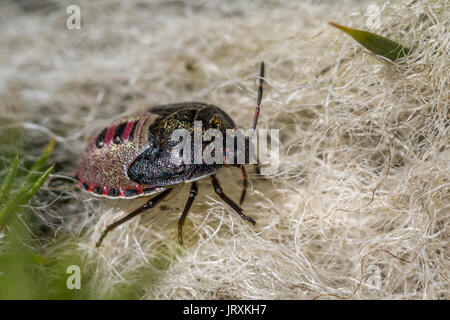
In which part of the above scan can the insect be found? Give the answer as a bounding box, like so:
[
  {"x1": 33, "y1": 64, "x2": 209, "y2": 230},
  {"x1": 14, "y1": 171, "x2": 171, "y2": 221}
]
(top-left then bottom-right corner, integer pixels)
[{"x1": 75, "y1": 62, "x2": 265, "y2": 247}]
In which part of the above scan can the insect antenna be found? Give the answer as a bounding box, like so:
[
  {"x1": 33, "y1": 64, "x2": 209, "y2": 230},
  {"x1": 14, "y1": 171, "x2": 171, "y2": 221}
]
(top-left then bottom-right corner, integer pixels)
[{"x1": 250, "y1": 61, "x2": 265, "y2": 137}]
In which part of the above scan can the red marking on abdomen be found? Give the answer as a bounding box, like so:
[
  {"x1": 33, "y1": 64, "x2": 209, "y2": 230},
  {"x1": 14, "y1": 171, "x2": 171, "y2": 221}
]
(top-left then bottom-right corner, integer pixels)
[
  {"x1": 104, "y1": 124, "x2": 117, "y2": 145},
  {"x1": 121, "y1": 121, "x2": 135, "y2": 141}
]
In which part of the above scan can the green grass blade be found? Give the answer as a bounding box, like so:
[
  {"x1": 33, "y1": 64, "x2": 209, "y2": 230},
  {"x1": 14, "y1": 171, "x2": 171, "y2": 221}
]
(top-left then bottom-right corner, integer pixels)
[
  {"x1": 25, "y1": 139, "x2": 55, "y2": 185},
  {"x1": 0, "y1": 164, "x2": 54, "y2": 231},
  {"x1": 0, "y1": 154, "x2": 19, "y2": 206},
  {"x1": 19, "y1": 164, "x2": 54, "y2": 205},
  {"x1": 329, "y1": 22, "x2": 411, "y2": 61}
]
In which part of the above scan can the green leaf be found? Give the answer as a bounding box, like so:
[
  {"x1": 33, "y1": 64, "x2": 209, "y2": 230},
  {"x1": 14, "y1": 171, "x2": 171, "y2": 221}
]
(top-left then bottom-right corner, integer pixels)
[
  {"x1": 0, "y1": 165, "x2": 54, "y2": 231},
  {"x1": 329, "y1": 22, "x2": 411, "y2": 61},
  {"x1": 0, "y1": 154, "x2": 19, "y2": 206},
  {"x1": 25, "y1": 139, "x2": 55, "y2": 185}
]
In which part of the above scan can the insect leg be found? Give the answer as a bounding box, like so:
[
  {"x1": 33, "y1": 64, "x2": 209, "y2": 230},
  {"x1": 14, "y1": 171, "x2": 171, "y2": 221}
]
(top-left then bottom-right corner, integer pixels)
[
  {"x1": 96, "y1": 188, "x2": 173, "y2": 248},
  {"x1": 237, "y1": 165, "x2": 248, "y2": 205},
  {"x1": 211, "y1": 175, "x2": 255, "y2": 225},
  {"x1": 178, "y1": 182, "x2": 198, "y2": 245},
  {"x1": 250, "y1": 61, "x2": 265, "y2": 137}
]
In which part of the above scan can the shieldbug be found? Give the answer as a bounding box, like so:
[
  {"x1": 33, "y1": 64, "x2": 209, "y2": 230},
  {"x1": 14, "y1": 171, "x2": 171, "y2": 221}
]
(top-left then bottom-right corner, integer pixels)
[{"x1": 75, "y1": 62, "x2": 265, "y2": 247}]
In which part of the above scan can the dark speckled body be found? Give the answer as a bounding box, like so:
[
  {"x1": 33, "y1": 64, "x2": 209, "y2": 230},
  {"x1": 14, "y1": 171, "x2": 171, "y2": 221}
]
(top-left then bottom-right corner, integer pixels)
[{"x1": 75, "y1": 102, "x2": 235, "y2": 199}]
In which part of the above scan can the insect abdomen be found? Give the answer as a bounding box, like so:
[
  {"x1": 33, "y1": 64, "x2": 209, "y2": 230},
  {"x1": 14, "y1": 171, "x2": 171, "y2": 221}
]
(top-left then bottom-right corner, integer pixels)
[{"x1": 76, "y1": 111, "x2": 162, "y2": 198}]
